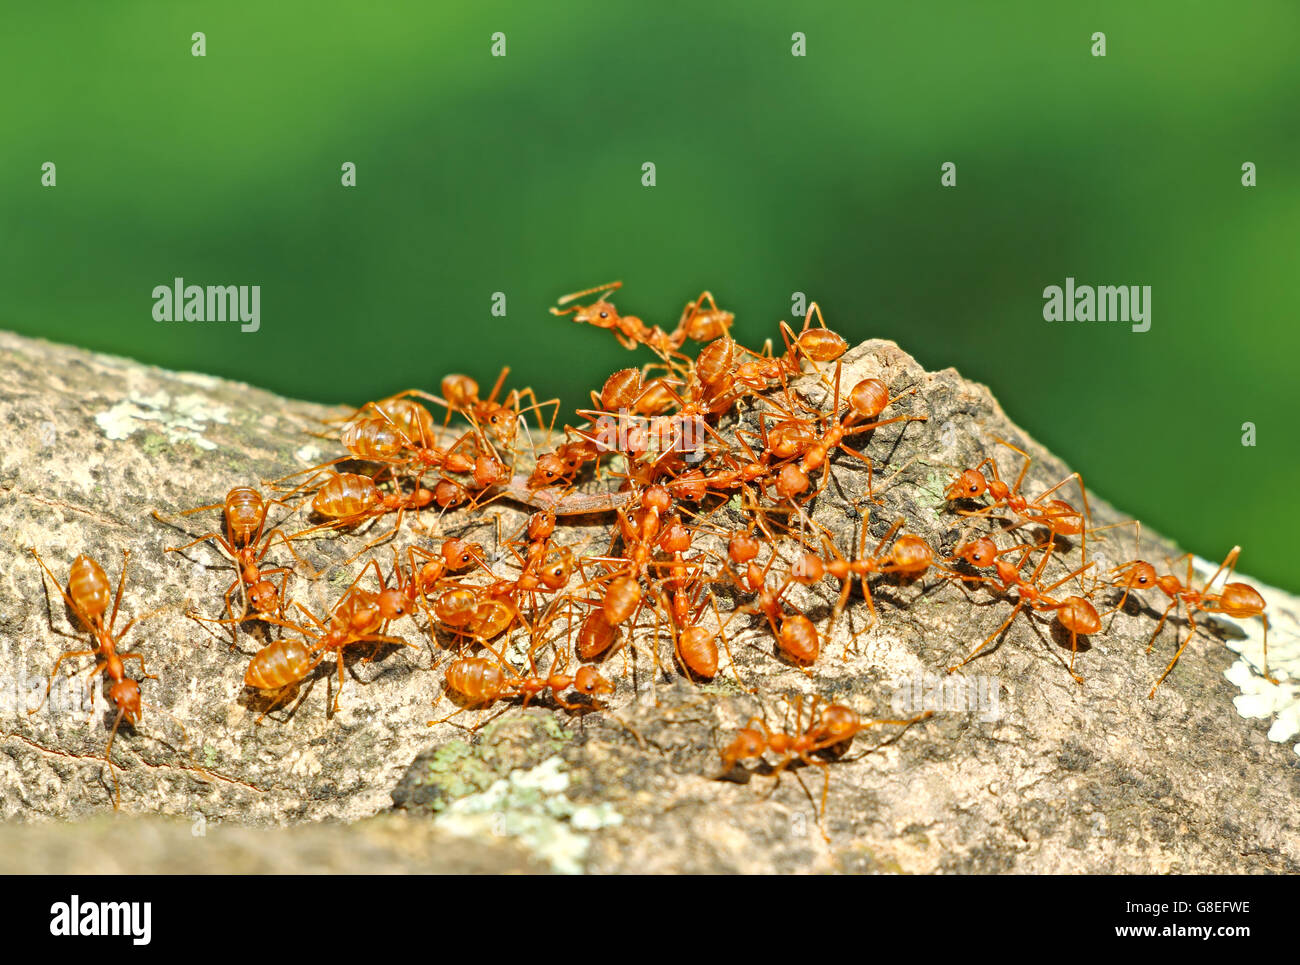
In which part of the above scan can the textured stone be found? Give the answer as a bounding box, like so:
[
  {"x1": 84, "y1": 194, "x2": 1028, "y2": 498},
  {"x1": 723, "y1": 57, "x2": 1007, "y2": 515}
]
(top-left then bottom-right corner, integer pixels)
[{"x1": 1, "y1": 329, "x2": 1295, "y2": 873}]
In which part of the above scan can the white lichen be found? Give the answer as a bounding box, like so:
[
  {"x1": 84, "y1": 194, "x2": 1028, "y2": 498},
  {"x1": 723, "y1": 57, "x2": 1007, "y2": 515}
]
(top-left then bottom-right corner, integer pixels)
[
  {"x1": 1185, "y1": 554, "x2": 1300, "y2": 756},
  {"x1": 94, "y1": 390, "x2": 230, "y2": 451},
  {"x1": 434, "y1": 756, "x2": 621, "y2": 874}
]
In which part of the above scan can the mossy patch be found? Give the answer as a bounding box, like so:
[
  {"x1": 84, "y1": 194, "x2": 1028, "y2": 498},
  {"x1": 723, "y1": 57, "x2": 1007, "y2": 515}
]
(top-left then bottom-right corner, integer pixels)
[{"x1": 392, "y1": 711, "x2": 575, "y2": 814}]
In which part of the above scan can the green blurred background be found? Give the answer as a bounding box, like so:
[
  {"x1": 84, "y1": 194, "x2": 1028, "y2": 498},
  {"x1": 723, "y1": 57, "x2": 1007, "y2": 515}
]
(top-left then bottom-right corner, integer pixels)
[{"x1": 3, "y1": 1, "x2": 1297, "y2": 590}]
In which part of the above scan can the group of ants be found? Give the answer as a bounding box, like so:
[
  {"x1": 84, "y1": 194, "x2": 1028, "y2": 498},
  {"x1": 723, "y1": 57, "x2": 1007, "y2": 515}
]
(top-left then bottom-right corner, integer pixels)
[{"x1": 26, "y1": 281, "x2": 1277, "y2": 820}]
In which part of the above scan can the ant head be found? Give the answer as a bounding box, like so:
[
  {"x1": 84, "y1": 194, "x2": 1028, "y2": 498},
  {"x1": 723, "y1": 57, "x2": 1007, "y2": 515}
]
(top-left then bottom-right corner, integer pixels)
[
  {"x1": 721, "y1": 727, "x2": 766, "y2": 768},
  {"x1": 573, "y1": 666, "x2": 615, "y2": 697},
  {"x1": 473, "y1": 454, "x2": 507, "y2": 488},
  {"x1": 668, "y1": 469, "x2": 709, "y2": 502},
  {"x1": 528, "y1": 453, "x2": 567, "y2": 489},
  {"x1": 527, "y1": 508, "x2": 557, "y2": 542},
  {"x1": 539, "y1": 553, "x2": 573, "y2": 591},
  {"x1": 433, "y1": 479, "x2": 468, "y2": 509},
  {"x1": 441, "y1": 538, "x2": 482, "y2": 570},
  {"x1": 109, "y1": 679, "x2": 142, "y2": 725},
  {"x1": 377, "y1": 587, "x2": 409, "y2": 620},
  {"x1": 1113, "y1": 560, "x2": 1157, "y2": 590},
  {"x1": 478, "y1": 403, "x2": 516, "y2": 441},
  {"x1": 248, "y1": 579, "x2": 280, "y2": 614},
  {"x1": 573, "y1": 299, "x2": 620, "y2": 328},
  {"x1": 946, "y1": 469, "x2": 987, "y2": 501},
  {"x1": 955, "y1": 537, "x2": 999, "y2": 568},
  {"x1": 658, "y1": 515, "x2": 692, "y2": 554}
]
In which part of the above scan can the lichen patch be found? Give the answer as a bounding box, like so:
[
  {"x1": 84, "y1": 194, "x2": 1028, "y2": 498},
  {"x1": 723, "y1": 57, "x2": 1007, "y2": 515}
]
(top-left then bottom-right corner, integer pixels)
[{"x1": 94, "y1": 391, "x2": 230, "y2": 451}]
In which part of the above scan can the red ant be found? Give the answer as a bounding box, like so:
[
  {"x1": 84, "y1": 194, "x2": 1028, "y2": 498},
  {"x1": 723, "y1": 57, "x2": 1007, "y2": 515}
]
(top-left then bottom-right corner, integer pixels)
[
  {"x1": 29, "y1": 549, "x2": 160, "y2": 808},
  {"x1": 947, "y1": 541, "x2": 1101, "y2": 683},
  {"x1": 800, "y1": 518, "x2": 959, "y2": 656},
  {"x1": 755, "y1": 362, "x2": 928, "y2": 506},
  {"x1": 427, "y1": 639, "x2": 614, "y2": 732},
  {"x1": 1108, "y1": 543, "x2": 1274, "y2": 697},
  {"x1": 285, "y1": 471, "x2": 437, "y2": 559},
  {"x1": 720, "y1": 694, "x2": 932, "y2": 825},
  {"x1": 945, "y1": 438, "x2": 1093, "y2": 563},
  {"x1": 551, "y1": 281, "x2": 690, "y2": 362},
  {"x1": 243, "y1": 572, "x2": 421, "y2": 717},
  {"x1": 156, "y1": 485, "x2": 313, "y2": 640}
]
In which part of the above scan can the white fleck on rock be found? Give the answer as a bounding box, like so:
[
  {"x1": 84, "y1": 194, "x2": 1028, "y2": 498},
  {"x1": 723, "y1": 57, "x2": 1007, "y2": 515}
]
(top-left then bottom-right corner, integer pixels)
[
  {"x1": 433, "y1": 756, "x2": 618, "y2": 874},
  {"x1": 94, "y1": 391, "x2": 229, "y2": 451},
  {"x1": 1184, "y1": 554, "x2": 1300, "y2": 757}
]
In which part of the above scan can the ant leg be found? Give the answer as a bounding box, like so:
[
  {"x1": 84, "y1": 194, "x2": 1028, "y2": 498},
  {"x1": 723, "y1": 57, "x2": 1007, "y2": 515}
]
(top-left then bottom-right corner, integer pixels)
[
  {"x1": 218, "y1": 576, "x2": 245, "y2": 625},
  {"x1": 103, "y1": 705, "x2": 128, "y2": 810},
  {"x1": 162, "y1": 530, "x2": 237, "y2": 557},
  {"x1": 113, "y1": 606, "x2": 169, "y2": 643},
  {"x1": 254, "y1": 685, "x2": 297, "y2": 726},
  {"x1": 1146, "y1": 600, "x2": 1181, "y2": 654},
  {"x1": 117, "y1": 653, "x2": 158, "y2": 681},
  {"x1": 710, "y1": 594, "x2": 754, "y2": 693},
  {"x1": 1260, "y1": 613, "x2": 1275, "y2": 684},
  {"x1": 29, "y1": 549, "x2": 93, "y2": 630},
  {"x1": 1199, "y1": 546, "x2": 1239, "y2": 593},
  {"x1": 948, "y1": 601, "x2": 1025, "y2": 673},
  {"x1": 823, "y1": 577, "x2": 855, "y2": 658},
  {"x1": 332, "y1": 657, "x2": 349, "y2": 713},
  {"x1": 27, "y1": 649, "x2": 97, "y2": 715},
  {"x1": 1066, "y1": 627, "x2": 1084, "y2": 684},
  {"x1": 1149, "y1": 615, "x2": 1200, "y2": 698},
  {"x1": 841, "y1": 412, "x2": 928, "y2": 439},
  {"x1": 991, "y1": 438, "x2": 1034, "y2": 495}
]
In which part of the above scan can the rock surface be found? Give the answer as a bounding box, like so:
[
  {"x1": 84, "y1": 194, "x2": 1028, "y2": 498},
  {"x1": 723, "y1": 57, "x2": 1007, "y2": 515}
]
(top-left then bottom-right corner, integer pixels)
[{"x1": 1, "y1": 328, "x2": 1296, "y2": 873}]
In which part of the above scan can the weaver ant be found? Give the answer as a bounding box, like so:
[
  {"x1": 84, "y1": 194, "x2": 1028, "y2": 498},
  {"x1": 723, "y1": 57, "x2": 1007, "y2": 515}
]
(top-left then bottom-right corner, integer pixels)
[
  {"x1": 1109, "y1": 543, "x2": 1274, "y2": 697},
  {"x1": 156, "y1": 485, "x2": 313, "y2": 641},
  {"x1": 29, "y1": 549, "x2": 160, "y2": 808},
  {"x1": 427, "y1": 639, "x2": 613, "y2": 732},
  {"x1": 947, "y1": 542, "x2": 1101, "y2": 684},
  {"x1": 720, "y1": 694, "x2": 932, "y2": 829}
]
